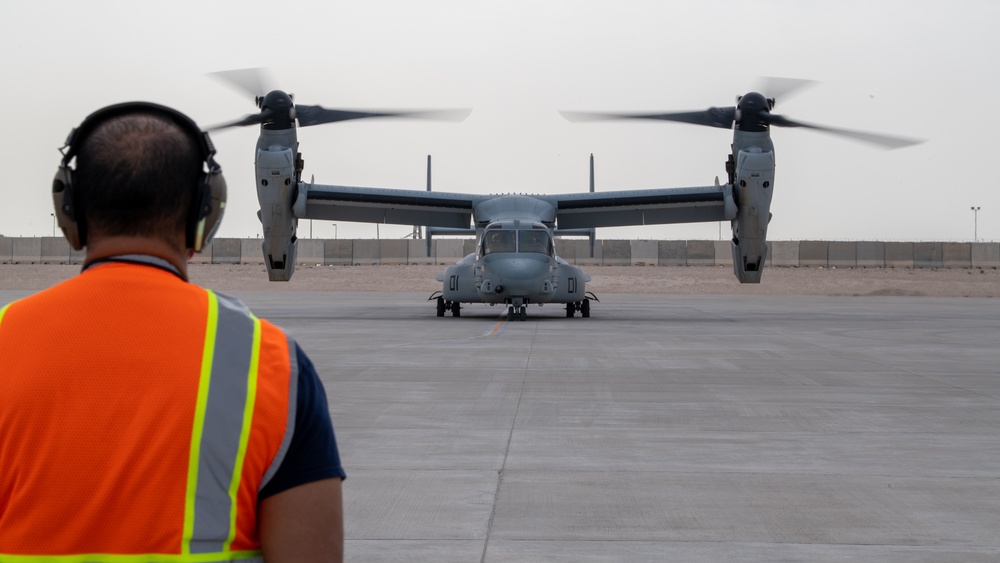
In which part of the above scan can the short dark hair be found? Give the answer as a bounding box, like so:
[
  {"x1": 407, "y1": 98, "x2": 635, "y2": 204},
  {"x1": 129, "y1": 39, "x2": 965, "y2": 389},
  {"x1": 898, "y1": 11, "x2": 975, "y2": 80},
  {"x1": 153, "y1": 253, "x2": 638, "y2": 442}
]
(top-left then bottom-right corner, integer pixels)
[{"x1": 74, "y1": 113, "x2": 201, "y2": 246}]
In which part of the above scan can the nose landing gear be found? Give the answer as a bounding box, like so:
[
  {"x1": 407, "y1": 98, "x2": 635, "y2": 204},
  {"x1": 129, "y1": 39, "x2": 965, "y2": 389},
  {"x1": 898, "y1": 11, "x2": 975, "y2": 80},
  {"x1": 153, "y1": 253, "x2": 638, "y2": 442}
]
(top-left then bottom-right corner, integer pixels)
[{"x1": 508, "y1": 305, "x2": 527, "y2": 321}]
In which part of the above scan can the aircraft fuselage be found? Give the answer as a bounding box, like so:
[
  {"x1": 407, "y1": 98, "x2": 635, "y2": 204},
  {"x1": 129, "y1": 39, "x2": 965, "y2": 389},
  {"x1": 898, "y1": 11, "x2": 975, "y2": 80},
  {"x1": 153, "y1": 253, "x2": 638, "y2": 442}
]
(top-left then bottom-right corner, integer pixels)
[{"x1": 435, "y1": 220, "x2": 593, "y2": 319}]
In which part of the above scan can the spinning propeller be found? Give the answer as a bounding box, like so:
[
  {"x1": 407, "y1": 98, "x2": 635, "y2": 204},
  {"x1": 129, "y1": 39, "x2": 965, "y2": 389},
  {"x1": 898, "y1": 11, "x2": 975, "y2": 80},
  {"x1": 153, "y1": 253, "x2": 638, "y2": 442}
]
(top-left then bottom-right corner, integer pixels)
[
  {"x1": 561, "y1": 77, "x2": 923, "y2": 149},
  {"x1": 207, "y1": 67, "x2": 471, "y2": 131}
]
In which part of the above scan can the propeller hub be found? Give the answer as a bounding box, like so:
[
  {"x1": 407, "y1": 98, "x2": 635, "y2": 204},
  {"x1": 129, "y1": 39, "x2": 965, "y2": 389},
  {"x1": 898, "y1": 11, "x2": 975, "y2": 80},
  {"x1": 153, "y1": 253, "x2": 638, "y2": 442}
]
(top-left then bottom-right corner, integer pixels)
[
  {"x1": 260, "y1": 90, "x2": 295, "y2": 130},
  {"x1": 736, "y1": 92, "x2": 772, "y2": 133}
]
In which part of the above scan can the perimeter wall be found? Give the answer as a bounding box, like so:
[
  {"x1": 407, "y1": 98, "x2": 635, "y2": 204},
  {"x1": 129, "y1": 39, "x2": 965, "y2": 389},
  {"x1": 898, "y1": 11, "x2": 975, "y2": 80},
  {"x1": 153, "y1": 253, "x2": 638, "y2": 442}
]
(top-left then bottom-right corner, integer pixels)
[{"x1": 5, "y1": 238, "x2": 999, "y2": 268}]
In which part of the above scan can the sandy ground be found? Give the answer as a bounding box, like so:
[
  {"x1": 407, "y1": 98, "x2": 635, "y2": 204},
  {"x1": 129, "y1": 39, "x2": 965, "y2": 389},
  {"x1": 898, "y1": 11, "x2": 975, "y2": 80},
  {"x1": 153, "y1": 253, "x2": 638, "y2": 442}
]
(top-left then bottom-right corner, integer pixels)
[{"x1": 0, "y1": 263, "x2": 997, "y2": 297}]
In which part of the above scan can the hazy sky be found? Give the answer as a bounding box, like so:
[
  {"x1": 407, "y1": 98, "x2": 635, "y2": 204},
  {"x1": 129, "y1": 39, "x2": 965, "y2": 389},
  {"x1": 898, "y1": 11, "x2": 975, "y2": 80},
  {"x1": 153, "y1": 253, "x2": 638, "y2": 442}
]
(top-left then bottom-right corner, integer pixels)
[{"x1": 2, "y1": 0, "x2": 997, "y2": 242}]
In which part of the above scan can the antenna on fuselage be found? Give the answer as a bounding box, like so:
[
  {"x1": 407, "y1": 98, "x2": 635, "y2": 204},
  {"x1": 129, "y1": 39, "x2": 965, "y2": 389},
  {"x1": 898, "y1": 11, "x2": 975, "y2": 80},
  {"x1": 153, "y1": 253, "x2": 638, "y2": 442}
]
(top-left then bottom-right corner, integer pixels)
[
  {"x1": 588, "y1": 154, "x2": 596, "y2": 257},
  {"x1": 412, "y1": 155, "x2": 430, "y2": 241},
  {"x1": 589, "y1": 153, "x2": 595, "y2": 193},
  {"x1": 423, "y1": 154, "x2": 436, "y2": 255}
]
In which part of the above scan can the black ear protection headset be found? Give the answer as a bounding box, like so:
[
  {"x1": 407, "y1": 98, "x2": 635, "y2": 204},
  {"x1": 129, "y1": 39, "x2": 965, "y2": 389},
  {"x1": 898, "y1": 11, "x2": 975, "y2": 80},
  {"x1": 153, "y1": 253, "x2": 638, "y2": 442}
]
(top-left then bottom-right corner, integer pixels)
[{"x1": 52, "y1": 101, "x2": 227, "y2": 252}]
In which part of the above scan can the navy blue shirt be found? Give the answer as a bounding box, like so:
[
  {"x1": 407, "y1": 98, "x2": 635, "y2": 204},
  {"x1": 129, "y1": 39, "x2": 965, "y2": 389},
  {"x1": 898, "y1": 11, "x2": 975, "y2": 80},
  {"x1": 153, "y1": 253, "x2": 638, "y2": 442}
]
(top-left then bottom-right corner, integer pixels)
[{"x1": 259, "y1": 343, "x2": 346, "y2": 499}]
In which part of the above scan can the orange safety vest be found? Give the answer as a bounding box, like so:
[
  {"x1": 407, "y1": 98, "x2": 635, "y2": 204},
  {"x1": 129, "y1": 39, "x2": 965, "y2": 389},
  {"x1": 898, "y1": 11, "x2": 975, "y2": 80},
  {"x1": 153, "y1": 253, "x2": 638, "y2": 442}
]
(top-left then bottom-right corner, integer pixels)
[{"x1": 0, "y1": 258, "x2": 296, "y2": 561}]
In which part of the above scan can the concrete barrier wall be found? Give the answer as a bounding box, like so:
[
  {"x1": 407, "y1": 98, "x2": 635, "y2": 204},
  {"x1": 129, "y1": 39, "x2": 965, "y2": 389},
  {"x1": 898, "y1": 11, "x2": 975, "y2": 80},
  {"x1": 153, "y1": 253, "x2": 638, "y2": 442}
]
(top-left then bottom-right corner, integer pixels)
[
  {"x1": 799, "y1": 241, "x2": 828, "y2": 267},
  {"x1": 241, "y1": 239, "x2": 264, "y2": 264},
  {"x1": 435, "y1": 239, "x2": 466, "y2": 264},
  {"x1": 828, "y1": 241, "x2": 857, "y2": 268},
  {"x1": 295, "y1": 239, "x2": 324, "y2": 265},
  {"x1": 913, "y1": 242, "x2": 943, "y2": 269},
  {"x1": 325, "y1": 240, "x2": 353, "y2": 265},
  {"x1": 40, "y1": 237, "x2": 72, "y2": 265},
  {"x1": 658, "y1": 241, "x2": 687, "y2": 266},
  {"x1": 686, "y1": 240, "x2": 715, "y2": 266},
  {"x1": 602, "y1": 240, "x2": 630, "y2": 266},
  {"x1": 630, "y1": 240, "x2": 658, "y2": 266},
  {"x1": 408, "y1": 240, "x2": 433, "y2": 265},
  {"x1": 212, "y1": 238, "x2": 242, "y2": 265},
  {"x1": 885, "y1": 242, "x2": 914, "y2": 268},
  {"x1": 0, "y1": 238, "x2": 11, "y2": 263},
  {"x1": 4, "y1": 237, "x2": 997, "y2": 269},
  {"x1": 857, "y1": 242, "x2": 885, "y2": 268},
  {"x1": 972, "y1": 243, "x2": 1000, "y2": 268}
]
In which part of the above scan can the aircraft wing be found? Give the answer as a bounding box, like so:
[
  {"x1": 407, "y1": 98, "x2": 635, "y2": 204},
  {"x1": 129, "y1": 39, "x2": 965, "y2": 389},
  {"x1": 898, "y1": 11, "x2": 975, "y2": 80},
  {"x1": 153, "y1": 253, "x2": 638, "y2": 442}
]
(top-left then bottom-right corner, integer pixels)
[
  {"x1": 551, "y1": 185, "x2": 737, "y2": 229},
  {"x1": 294, "y1": 183, "x2": 478, "y2": 229}
]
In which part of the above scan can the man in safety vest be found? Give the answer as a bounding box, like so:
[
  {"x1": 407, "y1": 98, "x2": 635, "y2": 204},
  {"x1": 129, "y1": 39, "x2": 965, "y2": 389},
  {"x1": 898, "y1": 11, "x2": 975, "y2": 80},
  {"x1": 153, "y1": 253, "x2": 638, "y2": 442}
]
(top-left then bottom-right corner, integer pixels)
[{"x1": 0, "y1": 103, "x2": 346, "y2": 561}]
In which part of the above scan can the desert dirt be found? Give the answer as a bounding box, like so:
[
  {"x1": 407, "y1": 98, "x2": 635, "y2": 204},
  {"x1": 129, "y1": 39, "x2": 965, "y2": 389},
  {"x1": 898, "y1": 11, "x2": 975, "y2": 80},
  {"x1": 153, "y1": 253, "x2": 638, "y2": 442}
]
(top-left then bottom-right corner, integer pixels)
[{"x1": 0, "y1": 263, "x2": 997, "y2": 298}]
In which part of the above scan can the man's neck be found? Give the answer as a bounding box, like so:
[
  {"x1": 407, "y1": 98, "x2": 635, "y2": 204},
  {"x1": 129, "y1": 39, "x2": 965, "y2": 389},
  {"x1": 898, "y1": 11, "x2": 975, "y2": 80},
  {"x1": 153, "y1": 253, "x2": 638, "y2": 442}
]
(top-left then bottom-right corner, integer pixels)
[{"x1": 84, "y1": 236, "x2": 190, "y2": 280}]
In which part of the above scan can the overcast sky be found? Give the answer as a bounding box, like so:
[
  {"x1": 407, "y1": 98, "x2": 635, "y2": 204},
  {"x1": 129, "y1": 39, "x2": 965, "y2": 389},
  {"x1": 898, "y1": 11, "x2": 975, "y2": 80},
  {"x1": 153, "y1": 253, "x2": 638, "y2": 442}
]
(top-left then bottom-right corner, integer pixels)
[{"x1": 2, "y1": 0, "x2": 997, "y2": 242}]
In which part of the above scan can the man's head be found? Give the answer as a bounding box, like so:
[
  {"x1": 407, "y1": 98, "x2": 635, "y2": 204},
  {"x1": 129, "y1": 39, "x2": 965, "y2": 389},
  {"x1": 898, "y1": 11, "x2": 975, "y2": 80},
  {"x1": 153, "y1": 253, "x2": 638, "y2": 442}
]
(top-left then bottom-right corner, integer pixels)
[{"x1": 53, "y1": 102, "x2": 226, "y2": 253}]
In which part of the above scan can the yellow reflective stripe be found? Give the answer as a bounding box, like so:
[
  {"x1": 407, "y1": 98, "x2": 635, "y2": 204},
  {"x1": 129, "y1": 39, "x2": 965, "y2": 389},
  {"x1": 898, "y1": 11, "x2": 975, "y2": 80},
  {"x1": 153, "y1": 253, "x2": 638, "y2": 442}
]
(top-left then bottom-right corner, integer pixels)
[
  {"x1": 223, "y1": 315, "x2": 261, "y2": 552},
  {"x1": 0, "y1": 302, "x2": 11, "y2": 326},
  {"x1": 183, "y1": 291, "x2": 219, "y2": 555},
  {"x1": 0, "y1": 550, "x2": 262, "y2": 562}
]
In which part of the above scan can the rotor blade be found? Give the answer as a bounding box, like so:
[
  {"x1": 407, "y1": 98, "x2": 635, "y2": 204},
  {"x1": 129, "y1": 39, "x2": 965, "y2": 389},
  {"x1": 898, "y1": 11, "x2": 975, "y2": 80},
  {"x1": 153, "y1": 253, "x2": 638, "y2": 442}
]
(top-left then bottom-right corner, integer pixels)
[
  {"x1": 560, "y1": 107, "x2": 736, "y2": 129},
  {"x1": 207, "y1": 67, "x2": 276, "y2": 98},
  {"x1": 295, "y1": 105, "x2": 471, "y2": 127},
  {"x1": 756, "y1": 76, "x2": 817, "y2": 102},
  {"x1": 767, "y1": 114, "x2": 924, "y2": 149},
  {"x1": 205, "y1": 110, "x2": 271, "y2": 131}
]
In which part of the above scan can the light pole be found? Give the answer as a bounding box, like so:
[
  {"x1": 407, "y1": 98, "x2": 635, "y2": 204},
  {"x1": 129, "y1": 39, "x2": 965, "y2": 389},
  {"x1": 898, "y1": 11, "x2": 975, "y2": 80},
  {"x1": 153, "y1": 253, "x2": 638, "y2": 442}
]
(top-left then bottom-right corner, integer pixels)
[
  {"x1": 332, "y1": 223, "x2": 337, "y2": 239},
  {"x1": 971, "y1": 206, "x2": 980, "y2": 242},
  {"x1": 50, "y1": 213, "x2": 55, "y2": 237}
]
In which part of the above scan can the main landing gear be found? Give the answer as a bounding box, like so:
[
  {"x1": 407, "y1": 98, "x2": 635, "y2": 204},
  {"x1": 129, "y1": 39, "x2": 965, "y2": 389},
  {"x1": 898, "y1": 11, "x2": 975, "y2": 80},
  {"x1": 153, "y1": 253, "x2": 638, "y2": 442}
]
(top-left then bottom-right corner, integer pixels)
[
  {"x1": 566, "y1": 293, "x2": 599, "y2": 318},
  {"x1": 430, "y1": 293, "x2": 460, "y2": 317}
]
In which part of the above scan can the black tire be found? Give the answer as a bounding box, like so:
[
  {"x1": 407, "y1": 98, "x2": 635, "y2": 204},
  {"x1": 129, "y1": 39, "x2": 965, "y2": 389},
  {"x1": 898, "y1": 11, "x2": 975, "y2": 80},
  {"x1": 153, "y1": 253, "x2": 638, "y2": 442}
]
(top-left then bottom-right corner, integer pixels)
[
  {"x1": 436, "y1": 297, "x2": 446, "y2": 317},
  {"x1": 519, "y1": 307, "x2": 527, "y2": 321},
  {"x1": 581, "y1": 299, "x2": 590, "y2": 318},
  {"x1": 508, "y1": 306, "x2": 515, "y2": 321},
  {"x1": 453, "y1": 303, "x2": 461, "y2": 317},
  {"x1": 566, "y1": 304, "x2": 574, "y2": 318}
]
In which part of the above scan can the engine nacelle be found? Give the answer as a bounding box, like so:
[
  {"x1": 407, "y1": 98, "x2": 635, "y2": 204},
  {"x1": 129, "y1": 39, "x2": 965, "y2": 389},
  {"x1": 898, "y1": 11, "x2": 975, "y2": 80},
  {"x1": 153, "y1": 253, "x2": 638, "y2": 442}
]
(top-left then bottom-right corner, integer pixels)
[
  {"x1": 256, "y1": 147, "x2": 298, "y2": 281},
  {"x1": 730, "y1": 149, "x2": 775, "y2": 283}
]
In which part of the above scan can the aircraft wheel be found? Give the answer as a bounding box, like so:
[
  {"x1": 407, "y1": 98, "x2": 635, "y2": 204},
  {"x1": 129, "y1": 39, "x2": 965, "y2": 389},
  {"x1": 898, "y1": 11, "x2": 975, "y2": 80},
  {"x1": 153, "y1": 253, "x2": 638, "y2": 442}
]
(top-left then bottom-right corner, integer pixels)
[
  {"x1": 507, "y1": 306, "x2": 515, "y2": 321},
  {"x1": 581, "y1": 299, "x2": 590, "y2": 318},
  {"x1": 566, "y1": 304, "x2": 574, "y2": 318},
  {"x1": 452, "y1": 303, "x2": 461, "y2": 317},
  {"x1": 519, "y1": 306, "x2": 527, "y2": 321},
  {"x1": 436, "y1": 297, "x2": 446, "y2": 317}
]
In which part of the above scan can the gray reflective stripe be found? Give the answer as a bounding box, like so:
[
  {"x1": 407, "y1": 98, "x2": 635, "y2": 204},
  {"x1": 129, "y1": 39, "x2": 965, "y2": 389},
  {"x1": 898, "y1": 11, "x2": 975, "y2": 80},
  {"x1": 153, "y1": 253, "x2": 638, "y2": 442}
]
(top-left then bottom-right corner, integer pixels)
[
  {"x1": 190, "y1": 292, "x2": 258, "y2": 553},
  {"x1": 259, "y1": 332, "x2": 299, "y2": 491}
]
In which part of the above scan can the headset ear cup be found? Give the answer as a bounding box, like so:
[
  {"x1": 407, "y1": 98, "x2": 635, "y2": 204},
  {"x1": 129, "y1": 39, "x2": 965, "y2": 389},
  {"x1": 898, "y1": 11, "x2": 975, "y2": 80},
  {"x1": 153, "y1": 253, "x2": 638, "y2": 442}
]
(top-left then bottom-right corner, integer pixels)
[
  {"x1": 52, "y1": 166, "x2": 84, "y2": 250},
  {"x1": 191, "y1": 169, "x2": 227, "y2": 253}
]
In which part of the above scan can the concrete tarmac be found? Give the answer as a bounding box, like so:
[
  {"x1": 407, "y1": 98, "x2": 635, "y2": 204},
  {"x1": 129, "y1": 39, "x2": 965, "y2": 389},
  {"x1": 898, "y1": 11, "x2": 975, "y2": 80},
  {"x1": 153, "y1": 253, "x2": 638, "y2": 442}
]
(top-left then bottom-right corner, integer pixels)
[
  {"x1": 231, "y1": 292, "x2": 999, "y2": 562},
  {"x1": 5, "y1": 290, "x2": 997, "y2": 561}
]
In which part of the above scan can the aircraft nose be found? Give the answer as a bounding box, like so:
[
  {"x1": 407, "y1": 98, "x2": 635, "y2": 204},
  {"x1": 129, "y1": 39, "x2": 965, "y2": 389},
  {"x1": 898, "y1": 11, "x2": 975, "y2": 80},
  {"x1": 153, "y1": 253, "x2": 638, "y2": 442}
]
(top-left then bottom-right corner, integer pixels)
[{"x1": 482, "y1": 255, "x2": 553, "y2": 295}]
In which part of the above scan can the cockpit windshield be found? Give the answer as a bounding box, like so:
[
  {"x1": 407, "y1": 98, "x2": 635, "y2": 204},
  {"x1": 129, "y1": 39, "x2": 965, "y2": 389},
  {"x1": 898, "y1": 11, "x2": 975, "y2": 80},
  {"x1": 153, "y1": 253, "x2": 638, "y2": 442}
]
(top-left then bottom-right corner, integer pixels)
[
  {"x1": 483, "y1": 230, "x2": 516, "y2": 254},
  {"x1": 481, "y1": 226, "x2": 553, "y2": 256},
  {"x1": 518, "y1": 229, "x2": 551, "y2": 255}
]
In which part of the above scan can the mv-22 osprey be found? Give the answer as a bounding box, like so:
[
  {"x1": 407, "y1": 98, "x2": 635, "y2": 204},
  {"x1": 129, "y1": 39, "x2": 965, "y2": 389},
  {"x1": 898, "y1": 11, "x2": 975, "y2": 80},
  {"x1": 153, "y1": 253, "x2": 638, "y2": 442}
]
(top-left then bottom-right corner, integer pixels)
[{"x1": 212, "y1": 72, "x2": 920, "y2": 320}]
